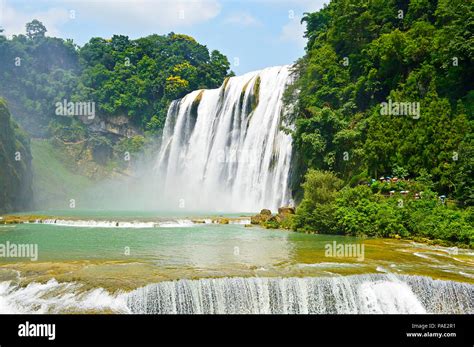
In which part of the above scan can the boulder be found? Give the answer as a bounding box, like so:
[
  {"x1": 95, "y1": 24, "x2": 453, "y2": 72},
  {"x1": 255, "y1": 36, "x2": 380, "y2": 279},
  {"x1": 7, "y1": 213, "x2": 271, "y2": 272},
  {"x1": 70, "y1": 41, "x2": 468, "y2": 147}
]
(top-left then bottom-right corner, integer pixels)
[
  {"x1": 218, "y1": 218, "x2": 229, "y2": 224},
  {"x1": 263, "y1": 215, "x2": 281, "y2": 229},
  {"x1": 278, "y1": 207, "x2": 295, "y2": 217},
  {"x1": 250, "y1": 215, "x2": 262, "y2": 224},
  {"x1": 251, "y1": 209, "x2": 272, "y2": 224}
]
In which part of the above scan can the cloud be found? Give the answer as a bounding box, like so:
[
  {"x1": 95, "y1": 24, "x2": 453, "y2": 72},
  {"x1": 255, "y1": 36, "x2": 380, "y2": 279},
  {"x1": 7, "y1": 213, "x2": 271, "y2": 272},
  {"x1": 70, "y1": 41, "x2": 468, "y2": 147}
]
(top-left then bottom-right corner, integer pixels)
[
  {"x1": 0, "y1": 0, "x2": 69, "y2": 37},
  {"x1": 280, "y1": 17, "x2": 306, "y2": 48},
  {"x1": 72, "y1": 0, "x2": 222, "y2": 30},
  {"x1": 224, "y1": 12, "x2": 261, "y2": 27},
  {"x1": 0, "y1": 0, "x2": 222, "y2": 38},
  {"x1": 279, "y1": 0, "x2": 327, "y2": 47}
]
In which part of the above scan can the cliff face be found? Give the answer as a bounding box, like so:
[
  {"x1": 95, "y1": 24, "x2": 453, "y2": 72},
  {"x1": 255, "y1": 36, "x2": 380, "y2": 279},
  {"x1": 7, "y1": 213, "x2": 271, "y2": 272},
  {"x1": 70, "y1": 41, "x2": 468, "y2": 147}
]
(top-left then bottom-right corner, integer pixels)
[{"x1": 0, "y1": 98, "x2": 33, "y2": 213}]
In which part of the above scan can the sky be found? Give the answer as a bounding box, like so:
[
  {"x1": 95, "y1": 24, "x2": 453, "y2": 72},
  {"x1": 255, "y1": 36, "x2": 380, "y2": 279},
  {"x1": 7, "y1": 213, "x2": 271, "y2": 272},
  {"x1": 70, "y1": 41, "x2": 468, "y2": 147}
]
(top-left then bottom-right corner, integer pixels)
[{"x1": 0, "y1": 0, "x2": 328, "y2": 74}]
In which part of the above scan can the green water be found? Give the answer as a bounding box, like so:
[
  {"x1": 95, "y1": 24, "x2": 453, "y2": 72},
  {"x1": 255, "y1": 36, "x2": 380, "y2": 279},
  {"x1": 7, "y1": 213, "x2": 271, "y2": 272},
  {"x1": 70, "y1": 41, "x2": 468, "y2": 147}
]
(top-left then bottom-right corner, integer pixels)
[{"x1": 0, "y1": 210, "x2": 473, "y2": 290}]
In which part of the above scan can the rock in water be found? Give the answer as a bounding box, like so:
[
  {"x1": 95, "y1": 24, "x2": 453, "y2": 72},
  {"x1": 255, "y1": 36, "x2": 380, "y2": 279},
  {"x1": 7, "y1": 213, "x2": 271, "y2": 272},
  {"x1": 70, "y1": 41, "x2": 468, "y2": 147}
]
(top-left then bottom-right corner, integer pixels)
[
  {"x1": 251, "y1": 209, "x2": 273, "y2": 224},
  {"x1": 278, "y1": 207, "x2": 295, "y2": 216}
]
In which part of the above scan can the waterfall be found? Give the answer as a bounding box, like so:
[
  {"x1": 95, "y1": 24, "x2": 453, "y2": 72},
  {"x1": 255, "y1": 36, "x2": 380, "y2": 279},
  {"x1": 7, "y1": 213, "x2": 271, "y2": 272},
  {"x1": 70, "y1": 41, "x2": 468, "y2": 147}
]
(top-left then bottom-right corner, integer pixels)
[
  {"x1": 127, "y1": 275, "x2": 474, "y2": 314},
  {"x1": 155, "y1": 66, "x2": 294, "y2": 212},
  {"x1": 1, "y1": 275, "x2": 472, "y2": 314}
]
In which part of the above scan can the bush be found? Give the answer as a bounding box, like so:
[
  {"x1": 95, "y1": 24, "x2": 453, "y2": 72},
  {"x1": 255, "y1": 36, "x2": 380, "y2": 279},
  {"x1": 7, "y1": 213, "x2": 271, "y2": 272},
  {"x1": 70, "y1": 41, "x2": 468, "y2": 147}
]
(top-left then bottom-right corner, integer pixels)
[
  {"x1": 293, "y1": 170, "x2": 343, "y2": 233},
  {"x1": 114, "y1": 135, "x2": 146, "y2": 155},
  {"x1": 294, "y1": 174, "x2": 474, "y2": 247}
]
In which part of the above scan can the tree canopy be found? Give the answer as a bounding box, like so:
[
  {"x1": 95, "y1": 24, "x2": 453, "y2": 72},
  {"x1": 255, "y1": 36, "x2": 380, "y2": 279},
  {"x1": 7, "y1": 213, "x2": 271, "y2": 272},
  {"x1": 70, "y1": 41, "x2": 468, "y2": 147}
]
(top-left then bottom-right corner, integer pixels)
[
  {"x1": 0, "y1": 21, "x2": 232, "y2": 136},
  {"x1": 288, "y1": 0, "x2": 473, "y2": 205}
]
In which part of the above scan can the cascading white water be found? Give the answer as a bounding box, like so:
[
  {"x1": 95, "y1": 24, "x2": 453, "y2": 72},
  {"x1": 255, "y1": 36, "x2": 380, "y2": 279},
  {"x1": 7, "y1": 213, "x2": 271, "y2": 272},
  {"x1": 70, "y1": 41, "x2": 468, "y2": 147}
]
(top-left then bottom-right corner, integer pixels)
[
  {"x1": 155, "y1": 66, "x2": 294, "y2": 212},
  {"x1": 1, "y1": 275, "x2": 472, "y2": 314},
  {"x1": 127, "y1": 275, "x2": 474, "y2": 314}
]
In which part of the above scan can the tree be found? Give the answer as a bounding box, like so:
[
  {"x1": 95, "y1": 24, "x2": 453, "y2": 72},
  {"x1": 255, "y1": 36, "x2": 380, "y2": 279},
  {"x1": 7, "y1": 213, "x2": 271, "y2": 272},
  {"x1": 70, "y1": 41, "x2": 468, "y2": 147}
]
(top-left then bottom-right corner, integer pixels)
[
  {"x1": 292, "y1": 0, "x2": 473, "y2": 199},
  {"x1": 291, "y1": 0, "x2": 474, "y2": 244},
  {"x1": 292, "y1": 170, "x2": 343, "y2": 233},
  {"x1": 26, "y1": 20, "x2": 47, "y2": 39}
]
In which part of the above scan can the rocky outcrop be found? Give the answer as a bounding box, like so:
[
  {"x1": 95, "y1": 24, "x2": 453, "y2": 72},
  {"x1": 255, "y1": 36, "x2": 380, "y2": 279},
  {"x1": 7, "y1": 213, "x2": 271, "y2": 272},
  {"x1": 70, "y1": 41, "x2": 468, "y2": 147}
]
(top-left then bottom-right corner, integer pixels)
[
  {"x1": 0, "y1": 99, "x2": 33, "y2": 213},
  {"x1": 79, "y1": 114, "x2": 142, "y2": 139},
  {"x1": 278, "y1": 207, "x2": 295, "y2": 217},
  {"x1": 250, "y1": 207, "x2": 295, "y2": 229},
  {"x1": 250, "y1": 209, "x2": 272, "y2": 224}
]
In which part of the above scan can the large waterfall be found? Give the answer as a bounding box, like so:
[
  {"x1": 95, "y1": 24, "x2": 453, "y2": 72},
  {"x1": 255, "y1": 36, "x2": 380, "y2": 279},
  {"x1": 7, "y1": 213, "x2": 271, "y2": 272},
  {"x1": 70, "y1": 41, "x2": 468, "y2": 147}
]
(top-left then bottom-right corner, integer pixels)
[{"x1": 155, "y1": 66, "x2": 294, "y2": 212}]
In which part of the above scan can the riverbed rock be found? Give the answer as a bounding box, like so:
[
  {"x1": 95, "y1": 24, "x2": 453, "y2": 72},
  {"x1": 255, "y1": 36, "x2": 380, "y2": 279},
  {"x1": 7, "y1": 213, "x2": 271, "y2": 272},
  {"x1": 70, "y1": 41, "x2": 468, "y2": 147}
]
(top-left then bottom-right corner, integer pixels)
[
  {"x1": 264, "y1": 215, "x2": 282, "y2": 229},
  {"x1": 278, "y1": 207, "x2": 295, "y2": 217},
  {"x1": 251, "y1": 209, "x2": 273, "y2": 224},
  {"x1": 191, "y1": 219, "x2": 206, "y2": 224},
  {"x1": 260, "y1": 209, "x2": 272, "y2": 216},
  {"x1": 250, "y1": 215, "x2": 261, "y2": 224}
]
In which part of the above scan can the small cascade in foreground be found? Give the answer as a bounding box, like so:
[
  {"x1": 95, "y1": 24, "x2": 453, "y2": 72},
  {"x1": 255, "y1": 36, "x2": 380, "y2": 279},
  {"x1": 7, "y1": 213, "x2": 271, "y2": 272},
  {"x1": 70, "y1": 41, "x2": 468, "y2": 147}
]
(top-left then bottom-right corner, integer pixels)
[
  {"x1": 0, "y1": 275, "x2": 472, "y2": 314},
  {"x1": 126, "y1": 274, "x2": 474, "y2": 314},
  {"x1": 155, "y1": 66, "x2": 294, "y2": 212}
]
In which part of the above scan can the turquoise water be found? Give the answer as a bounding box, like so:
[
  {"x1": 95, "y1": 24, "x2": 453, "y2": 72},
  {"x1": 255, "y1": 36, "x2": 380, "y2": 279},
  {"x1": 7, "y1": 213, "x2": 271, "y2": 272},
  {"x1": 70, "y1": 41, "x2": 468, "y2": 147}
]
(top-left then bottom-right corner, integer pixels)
[
  {"x1": 0, "y1": 210, "x2": 473, "y2": 314},
  {"x1": 0, "y1": 210, "x2": 473, "y2": 293},
  {"x1": 0, "y1": 222, "x2": 294, "y2": 262},
  {"x1": 0, "y1": 219, "x2": 358, "y2": 264}
]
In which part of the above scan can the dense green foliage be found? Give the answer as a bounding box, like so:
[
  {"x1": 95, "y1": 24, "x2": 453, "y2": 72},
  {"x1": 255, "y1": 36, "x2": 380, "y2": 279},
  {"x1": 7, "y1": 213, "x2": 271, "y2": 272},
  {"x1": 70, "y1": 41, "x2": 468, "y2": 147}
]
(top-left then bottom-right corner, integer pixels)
[
  {"x1": 0, "y1": 98, "x2": 33, "y2": 213},
  {"x1": 289, "y1": 0, "x2": 473, "y2": 246},
  {"x1": 0, "y1": 24, "x2": 231, "y2": 137},
  {"x1": 0, "y1": 26, "x2": 79, "y2": 136},
  {"x1": 293, "y1": 170, "x2": 473, "y2": 247},
  {"x1": 288, "y1": 0, "x2": 473, "y2": 205},
  {"x1": 76, "y1": 33, "x2": 231, "y2": 131},
  {"x1": 0, "y1": 21, "x2": 231, "y2": 187}
]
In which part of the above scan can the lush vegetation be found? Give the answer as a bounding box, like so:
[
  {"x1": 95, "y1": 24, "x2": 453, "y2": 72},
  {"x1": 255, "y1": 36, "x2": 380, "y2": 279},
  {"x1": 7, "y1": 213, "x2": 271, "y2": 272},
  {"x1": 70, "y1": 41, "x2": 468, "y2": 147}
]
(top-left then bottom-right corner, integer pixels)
[
  {"x1": 287, "y1": 0, "x2": 473, "y2": 203},
  {"x1": 0, "y1": 98, "x2": 33, "y2": 213},
  {"x1": 1, "y1": 3, "x2": 472, "y2": 248},
  {"x1": 76, "y1": 33, "x2": 231, "y2": 132},
  {"x1": 291, "y1": 170, "x2": 473, "y2": 247},
  {"x1": 287, "y1": 0, "x2": 473, "y2": 246},
  {"x1": 0, "y1": 20, "x2": 232, "y2": 191},
  {"x1": 0, "y1": 21, "x2": 231, "y2": 138},
  {"x1": 0, "y1": 22, "x2": 79, "y2": 136},
  {"x1": 0, "y1": 21, "x2": 232, "y2": 210}
]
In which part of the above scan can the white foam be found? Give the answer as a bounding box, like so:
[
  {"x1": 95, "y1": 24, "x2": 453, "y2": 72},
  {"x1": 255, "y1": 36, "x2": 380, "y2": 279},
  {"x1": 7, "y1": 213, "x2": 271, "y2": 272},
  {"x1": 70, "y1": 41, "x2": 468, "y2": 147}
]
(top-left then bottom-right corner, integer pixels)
[
  {"x1": 39, "y1": 219, "x2": 156, "y2": 228},
  {"x1": 127, "y1": 274, "x2": 474, "y2": 314},
  {"x1": 1, "y1": 275, "x2": 472, "y2": 314},
  {"x1": 297, "y1": 262, "x2": 362, "y2": 268},
  {"x1": 157, "y1": 220, "x2": 194, "y2": 228},
  {"x1": 35, "y1": 219, "x2": 197, "y2": 229},
  {"x1": 229, "y1": 219, "x2": 251, "y2": 225},
  {"x1": 357, "y1": 280, "x2": 426, "y2": 314},
  {"x1": 0, "y1": 279, "x2": 129, "y2": 314}
]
